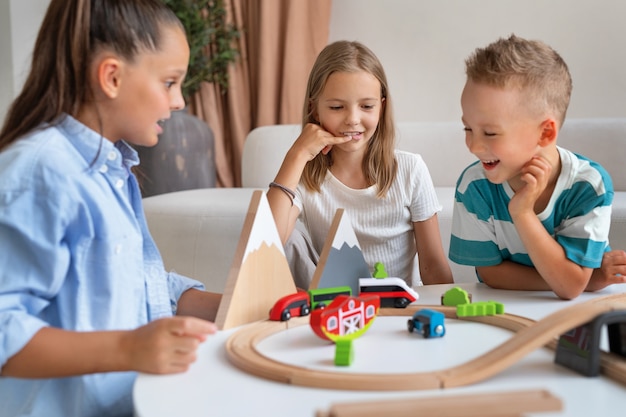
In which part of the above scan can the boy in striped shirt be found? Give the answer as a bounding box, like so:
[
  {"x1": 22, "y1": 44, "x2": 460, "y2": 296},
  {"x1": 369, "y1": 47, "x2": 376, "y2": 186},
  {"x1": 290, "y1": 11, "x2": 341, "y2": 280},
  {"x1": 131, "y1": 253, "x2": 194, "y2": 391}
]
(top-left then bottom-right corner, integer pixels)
[{"x1": 450, "y1": 34, "x2": 625, "y2": 299}]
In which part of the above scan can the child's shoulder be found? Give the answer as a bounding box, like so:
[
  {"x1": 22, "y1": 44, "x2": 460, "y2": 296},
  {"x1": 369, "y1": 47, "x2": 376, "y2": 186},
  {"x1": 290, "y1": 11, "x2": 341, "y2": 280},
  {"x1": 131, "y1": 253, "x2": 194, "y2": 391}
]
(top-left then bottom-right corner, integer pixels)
[
  {"x1": 394, "y1": 149, "x2": 424, "y2": 165},
  {"x1": 557, "y1": 146, "x2": 613, "y2": 191},
  {"x1": 0, "y1": 125, "x2": 79, "y2": 192},
  {"x1": 455, "y1": 160, "x2": 485, "y2": 190}
]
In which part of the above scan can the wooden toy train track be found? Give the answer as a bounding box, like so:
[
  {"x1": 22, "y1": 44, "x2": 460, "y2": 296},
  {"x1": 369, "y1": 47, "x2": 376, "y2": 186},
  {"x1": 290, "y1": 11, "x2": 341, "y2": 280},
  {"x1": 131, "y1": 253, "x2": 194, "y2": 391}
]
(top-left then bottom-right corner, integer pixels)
[{"x1": 226, "y1": 292, "x2": 626, "y2": 391}]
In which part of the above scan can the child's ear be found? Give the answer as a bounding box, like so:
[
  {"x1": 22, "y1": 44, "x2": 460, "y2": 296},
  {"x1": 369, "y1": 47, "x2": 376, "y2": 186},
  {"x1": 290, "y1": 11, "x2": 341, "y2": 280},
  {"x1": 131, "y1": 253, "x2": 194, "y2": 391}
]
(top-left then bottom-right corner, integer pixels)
[
  {"x1": 309, "y1": 100, "x2": 320, "y2": 124},
  {"x1": 539, "y1": 118, "x2": 558, "y2": 147},
  {"x1": 96, "y1": 57, "x2": 123, "y2": 99}
]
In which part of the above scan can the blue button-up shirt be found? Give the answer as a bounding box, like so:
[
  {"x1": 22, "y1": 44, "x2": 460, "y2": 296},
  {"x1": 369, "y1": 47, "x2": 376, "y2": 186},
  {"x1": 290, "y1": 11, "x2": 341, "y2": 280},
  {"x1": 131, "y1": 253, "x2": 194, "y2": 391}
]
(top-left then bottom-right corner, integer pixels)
[{"x1": 0, "y1": 115, "x2": 203, "y2": 416}]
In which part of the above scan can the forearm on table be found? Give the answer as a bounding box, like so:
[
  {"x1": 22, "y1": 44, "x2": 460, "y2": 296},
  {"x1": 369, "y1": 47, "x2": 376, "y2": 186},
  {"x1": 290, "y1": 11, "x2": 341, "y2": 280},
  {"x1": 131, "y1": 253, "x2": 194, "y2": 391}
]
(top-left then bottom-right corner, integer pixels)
[
  {"x1": 477, "y1": 262, "x2": 552, "y2": 291},
  {"x1": 513, "y1": 213, "x2": 590, "y2": 298},
  {"x1": 1, "y1": 327, "x2": 128, "y2": 378}
]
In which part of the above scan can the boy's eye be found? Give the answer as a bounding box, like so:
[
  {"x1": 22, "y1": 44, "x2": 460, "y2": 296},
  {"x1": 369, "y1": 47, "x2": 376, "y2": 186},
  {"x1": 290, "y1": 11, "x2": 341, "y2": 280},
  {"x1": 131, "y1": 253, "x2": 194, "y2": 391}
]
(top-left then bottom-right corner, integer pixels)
[{"x1": 463, "y1": 127, "x2": 472, "y2": 133}]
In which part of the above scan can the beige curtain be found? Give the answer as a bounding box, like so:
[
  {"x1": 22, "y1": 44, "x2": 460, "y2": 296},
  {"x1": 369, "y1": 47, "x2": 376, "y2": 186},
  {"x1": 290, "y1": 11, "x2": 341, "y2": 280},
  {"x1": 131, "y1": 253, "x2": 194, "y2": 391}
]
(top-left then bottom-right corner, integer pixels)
[{"x1": 189, "y1": 0, "x2": 332, "y2": 187}]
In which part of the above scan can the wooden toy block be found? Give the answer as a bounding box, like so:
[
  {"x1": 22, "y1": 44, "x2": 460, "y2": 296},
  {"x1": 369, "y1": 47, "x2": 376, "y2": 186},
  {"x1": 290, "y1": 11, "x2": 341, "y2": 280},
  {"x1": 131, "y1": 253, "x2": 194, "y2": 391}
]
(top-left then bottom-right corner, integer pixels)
[
  {"x1": 215, "y1": 190, "x2": 297, "y2": 330},
  {"x1": 310, "y1": 209, "x2": 371, "y2": 295},
  {"x1": 310, "y1": 294, "x2": 380, "y2": 342},
  {"x1": 456, "y1": 300, "x2": 504, "y2": 317},
  {"x1": 334, "y1": 339, "x2": 354, "y2": 366},
  {"x1": 315, "y1": 389, "x2": 562, "y2": 417},
  {"x1": 441, "y1": 286, "x2": 471, "y2": 306}
]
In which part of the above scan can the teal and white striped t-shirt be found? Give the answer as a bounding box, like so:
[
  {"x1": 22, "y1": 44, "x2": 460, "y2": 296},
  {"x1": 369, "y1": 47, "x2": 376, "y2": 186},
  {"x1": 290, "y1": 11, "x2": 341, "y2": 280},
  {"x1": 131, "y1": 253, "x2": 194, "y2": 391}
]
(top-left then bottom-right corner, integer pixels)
[{"x1": 449, "y1": 147, "x2": 613, "y2": 271}]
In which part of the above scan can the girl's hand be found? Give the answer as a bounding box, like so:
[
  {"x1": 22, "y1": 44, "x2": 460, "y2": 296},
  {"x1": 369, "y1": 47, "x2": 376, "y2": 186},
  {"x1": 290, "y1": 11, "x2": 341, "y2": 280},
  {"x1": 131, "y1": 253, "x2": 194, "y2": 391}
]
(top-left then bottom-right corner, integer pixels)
[
  {"x1": 509, "y1": 156, "x2": 551, "y2": 218},
  {"x1": 293, "y1": 123, "x2": 352, "y2": 161},
  {"x1": 121, "y1": 316, "x2": 217, "y2": 374}
]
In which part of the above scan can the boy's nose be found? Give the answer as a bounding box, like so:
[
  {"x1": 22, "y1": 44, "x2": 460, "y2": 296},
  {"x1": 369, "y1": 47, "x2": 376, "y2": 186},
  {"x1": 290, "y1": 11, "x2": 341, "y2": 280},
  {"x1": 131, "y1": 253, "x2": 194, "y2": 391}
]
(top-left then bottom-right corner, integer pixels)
[{"x1": 466, "y1": 135, "x2": 483, "y2": 154}]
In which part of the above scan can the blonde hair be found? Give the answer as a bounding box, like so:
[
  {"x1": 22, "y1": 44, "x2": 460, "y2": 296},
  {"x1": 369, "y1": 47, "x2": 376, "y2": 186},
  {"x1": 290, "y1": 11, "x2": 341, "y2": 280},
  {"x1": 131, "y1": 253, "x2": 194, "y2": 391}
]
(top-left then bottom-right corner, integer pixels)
[
  {"x1": 301, "y1": 40, "x2": 397, "y2": 198},
  {"x1": 465, "y1": 34, "x2": 572, "y2": 126}
]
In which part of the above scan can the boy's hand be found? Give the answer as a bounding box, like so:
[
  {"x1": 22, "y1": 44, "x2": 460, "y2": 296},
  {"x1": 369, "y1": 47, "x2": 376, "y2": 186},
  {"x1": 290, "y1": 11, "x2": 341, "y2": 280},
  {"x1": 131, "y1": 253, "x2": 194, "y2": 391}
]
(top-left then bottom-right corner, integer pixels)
[
  {"x1": 121, "y1": 316, "x2": 217, "y2": 374},
  {"x1": 509, "y1": 156, "x2": 552, "y2": 218},
  {"x1": 586, "y1": 250, "x2": 626, "y2": 292}
]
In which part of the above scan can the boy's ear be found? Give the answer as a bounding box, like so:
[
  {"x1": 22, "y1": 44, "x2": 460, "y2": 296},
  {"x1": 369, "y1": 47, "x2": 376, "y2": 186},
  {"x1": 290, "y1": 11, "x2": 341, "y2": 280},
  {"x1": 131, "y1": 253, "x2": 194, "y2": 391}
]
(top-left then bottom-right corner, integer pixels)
[
  {"x1": 539, "y1": 118, "x2": 558, "y2": 147},
  {"x1": 96, "y1": 57, "x2": 123, "y2": 99}
]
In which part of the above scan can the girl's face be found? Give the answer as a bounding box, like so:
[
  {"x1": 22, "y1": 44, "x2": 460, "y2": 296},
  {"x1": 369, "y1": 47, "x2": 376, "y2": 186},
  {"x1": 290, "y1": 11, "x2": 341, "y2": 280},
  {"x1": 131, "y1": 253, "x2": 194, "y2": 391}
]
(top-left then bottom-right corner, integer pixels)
[
  {"x1": 109, "y1": 25, "x2": 189, "y2": 146},
  {"x1": 314, "y1": 70, "x2": 384, "y2": 154},
  {"x1": 461, "y1": 79, "x2": 545, "y2": 186}
]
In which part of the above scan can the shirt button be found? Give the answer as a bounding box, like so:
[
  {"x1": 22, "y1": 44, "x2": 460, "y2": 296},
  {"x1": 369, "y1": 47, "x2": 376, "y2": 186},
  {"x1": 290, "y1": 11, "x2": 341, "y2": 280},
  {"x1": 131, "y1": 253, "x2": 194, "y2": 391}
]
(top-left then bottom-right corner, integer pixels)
[
  {"x1": 114, "y1": 244, "x2": 122, "y2": 254},
  {"x1": 99, "y1": 165, "x2": 108, "y2": 173},
  {"x1": 107, "y1": 151, "x2": 117, "y2": 161},
  {"x1": 115, "y1": 179, "x2": 124, "y2": 189}
]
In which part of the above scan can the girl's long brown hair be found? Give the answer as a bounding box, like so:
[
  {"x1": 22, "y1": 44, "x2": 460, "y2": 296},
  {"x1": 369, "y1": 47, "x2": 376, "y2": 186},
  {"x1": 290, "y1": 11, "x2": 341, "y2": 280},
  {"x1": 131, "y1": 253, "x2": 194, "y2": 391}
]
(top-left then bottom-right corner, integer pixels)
[
  {"x1": 0, "y1": 0, "x2": 182, "y2": 151},
  {"x1": 301, "y1": 41, "x2": 397, "y2": 198}
]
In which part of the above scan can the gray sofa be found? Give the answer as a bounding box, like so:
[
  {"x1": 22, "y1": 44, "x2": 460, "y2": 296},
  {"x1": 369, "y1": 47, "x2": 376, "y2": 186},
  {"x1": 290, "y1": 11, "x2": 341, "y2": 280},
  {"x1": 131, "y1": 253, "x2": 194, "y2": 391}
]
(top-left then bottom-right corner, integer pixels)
[{"x1": 143, "y1": 119, "x2": 626, "y2": 293}]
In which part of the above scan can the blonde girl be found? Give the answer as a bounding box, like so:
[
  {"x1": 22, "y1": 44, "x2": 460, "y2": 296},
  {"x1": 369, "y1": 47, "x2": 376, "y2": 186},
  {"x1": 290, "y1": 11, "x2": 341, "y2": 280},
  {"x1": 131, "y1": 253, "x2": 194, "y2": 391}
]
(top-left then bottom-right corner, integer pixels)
[{"x1": 267, "y1": 40, "x2": 453, "y2": 288}]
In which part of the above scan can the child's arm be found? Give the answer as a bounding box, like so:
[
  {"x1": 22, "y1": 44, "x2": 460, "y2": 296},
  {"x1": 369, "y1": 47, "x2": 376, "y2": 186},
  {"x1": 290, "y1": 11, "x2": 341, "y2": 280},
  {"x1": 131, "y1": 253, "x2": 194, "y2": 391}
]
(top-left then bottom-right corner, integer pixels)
[
  {"x1": 267, "y1": 123, "x2": 350, "y2": 243},
  {"x1": 476, "y1": 261, "x2": 591, "y2": 297},
  {"x1": 512, "y1": 210, "x2": 593, "y2": 299},
  {"x1": 0, "y1": 316, "x2": 216, "y2": 378},
  {"x1": 507, "y1": 156, "x2": 593, "y2": 299},
  {"x1": 413, "y1": 215, "x2": 454, "y2": 284},
  {"x1": 176, "y1": 288, "x2": 222, "y2": 322},
  {"x1": 586, "y1": 249, "x2": 626, "y2": 292}
]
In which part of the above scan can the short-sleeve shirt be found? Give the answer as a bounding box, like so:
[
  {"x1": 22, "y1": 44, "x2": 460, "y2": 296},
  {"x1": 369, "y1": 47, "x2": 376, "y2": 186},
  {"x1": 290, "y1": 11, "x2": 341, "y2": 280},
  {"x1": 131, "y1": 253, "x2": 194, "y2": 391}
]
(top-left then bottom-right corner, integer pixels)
[
  {"x1": 449, "y1": 146, "x2": 613, "y2": 272},
  {"x1": 294, "y1": 150, "x2": 442, "y2": 285}
]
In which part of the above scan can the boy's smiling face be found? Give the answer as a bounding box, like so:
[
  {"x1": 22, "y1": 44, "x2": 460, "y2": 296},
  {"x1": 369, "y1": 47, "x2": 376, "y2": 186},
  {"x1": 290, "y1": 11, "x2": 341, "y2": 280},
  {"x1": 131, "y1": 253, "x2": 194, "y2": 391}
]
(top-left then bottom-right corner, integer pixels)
[{"x1": 461, "y1": 79, "x2": 546, "y2": 186}]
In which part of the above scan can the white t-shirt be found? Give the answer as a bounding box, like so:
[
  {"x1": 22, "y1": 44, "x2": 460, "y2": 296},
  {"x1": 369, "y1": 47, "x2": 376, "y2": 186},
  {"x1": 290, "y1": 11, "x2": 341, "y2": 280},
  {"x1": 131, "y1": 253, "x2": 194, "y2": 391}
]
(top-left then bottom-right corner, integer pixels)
[{"x1": 294, "y1": 150, "x2": 441, "y2": 285}]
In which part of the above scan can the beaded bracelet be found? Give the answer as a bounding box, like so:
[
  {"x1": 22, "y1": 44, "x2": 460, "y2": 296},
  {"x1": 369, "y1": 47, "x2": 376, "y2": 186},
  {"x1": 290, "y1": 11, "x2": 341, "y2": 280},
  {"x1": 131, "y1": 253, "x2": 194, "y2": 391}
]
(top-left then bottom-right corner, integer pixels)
[{"x1": 269, "y1": 181, "x2": 296, "y2": 206}]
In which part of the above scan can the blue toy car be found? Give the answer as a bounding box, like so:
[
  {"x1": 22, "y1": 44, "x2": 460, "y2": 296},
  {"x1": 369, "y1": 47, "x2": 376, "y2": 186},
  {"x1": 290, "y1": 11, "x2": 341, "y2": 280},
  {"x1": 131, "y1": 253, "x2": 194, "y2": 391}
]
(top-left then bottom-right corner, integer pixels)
[{"x1": 407, "y1": 309, "x2": 445, "y2": 338}]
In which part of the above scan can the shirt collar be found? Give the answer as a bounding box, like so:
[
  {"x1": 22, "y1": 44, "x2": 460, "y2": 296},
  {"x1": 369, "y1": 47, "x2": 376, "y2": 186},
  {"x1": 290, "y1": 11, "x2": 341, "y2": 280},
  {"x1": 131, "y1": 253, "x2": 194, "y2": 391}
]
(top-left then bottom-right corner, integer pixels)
[{"x1": 56, "y1": 114, "x2": 139, "y2": 172}]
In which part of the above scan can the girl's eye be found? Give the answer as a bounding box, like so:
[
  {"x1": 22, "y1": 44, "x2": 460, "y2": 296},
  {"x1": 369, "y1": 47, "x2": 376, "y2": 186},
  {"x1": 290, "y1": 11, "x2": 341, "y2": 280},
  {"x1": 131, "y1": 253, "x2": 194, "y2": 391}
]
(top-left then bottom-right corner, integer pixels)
[
  {"x1": 329, "y1": 106, "x2": 342, "y2": 110},
  {"x1": 165, "y1": 81, "x2": 175, "y2": 89},
  {"x1": 463, "y1": 127, "x2": 472, "y2": 133},
  {"x1": 362, "y1": 105, "x2": 375, "y2": 110},
  {"x1": 484, "y1": 132, "x2": 497, "y2": 137}
]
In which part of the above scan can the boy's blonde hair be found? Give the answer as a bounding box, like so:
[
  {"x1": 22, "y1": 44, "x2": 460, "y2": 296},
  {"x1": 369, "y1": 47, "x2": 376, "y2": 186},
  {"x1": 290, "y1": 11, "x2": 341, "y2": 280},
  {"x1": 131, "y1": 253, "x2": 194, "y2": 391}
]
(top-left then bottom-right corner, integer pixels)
[
  {"x1": 465, "y1": 34, "x2": 572, "y2": 126},
  {"x1": 301, "y1": 40, "x2": 396, "y2": 198}
]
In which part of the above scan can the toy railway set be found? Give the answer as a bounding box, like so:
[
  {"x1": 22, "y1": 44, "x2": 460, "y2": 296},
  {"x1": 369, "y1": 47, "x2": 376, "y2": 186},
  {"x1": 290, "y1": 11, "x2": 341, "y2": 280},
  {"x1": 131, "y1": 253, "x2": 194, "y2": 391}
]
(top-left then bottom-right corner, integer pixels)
[
  {"x1": 227, "y1": 292, "x2": 626, "y2": 391},
  {"x1": 213, "y1": 191, "x2": 626, "y2": 414}
]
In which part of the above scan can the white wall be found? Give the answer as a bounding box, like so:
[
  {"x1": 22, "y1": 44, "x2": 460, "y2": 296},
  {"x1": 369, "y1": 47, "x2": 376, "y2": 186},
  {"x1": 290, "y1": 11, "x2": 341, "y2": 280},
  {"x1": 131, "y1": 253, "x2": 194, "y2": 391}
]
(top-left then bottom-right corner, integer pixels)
[
  {"x1": 2, "y1": 1, "x2": 625, "y2": 126},
  {"x1": 329, "y1": 0, "x2": 626, "y2": 123},
  {"x1": 0, "y1": 0, "x2": 49, "y2": 127}
]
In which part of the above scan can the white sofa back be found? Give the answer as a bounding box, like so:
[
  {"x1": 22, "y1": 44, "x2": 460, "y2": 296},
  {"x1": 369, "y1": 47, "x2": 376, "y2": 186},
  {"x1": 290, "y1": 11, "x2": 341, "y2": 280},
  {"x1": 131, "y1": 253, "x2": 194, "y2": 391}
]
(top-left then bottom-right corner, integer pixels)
[{"x1": 243, "y1": 119, "x2": 625, "y2": 191}]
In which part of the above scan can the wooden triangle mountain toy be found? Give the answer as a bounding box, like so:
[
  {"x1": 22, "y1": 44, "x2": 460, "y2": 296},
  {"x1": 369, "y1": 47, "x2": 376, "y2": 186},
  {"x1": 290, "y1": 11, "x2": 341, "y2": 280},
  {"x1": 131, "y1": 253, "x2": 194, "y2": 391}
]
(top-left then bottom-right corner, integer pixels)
[{"x1": 215, "y1": 190, "x2": 297, "y2": 330}]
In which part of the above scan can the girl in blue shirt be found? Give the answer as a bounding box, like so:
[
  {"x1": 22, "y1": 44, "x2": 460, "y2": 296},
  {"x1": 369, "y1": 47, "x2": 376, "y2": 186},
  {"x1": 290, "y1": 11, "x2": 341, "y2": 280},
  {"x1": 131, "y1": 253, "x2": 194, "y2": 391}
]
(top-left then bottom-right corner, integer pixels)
[{"x1": 0, "y1": 1, "x2": 221, "y2": 415}]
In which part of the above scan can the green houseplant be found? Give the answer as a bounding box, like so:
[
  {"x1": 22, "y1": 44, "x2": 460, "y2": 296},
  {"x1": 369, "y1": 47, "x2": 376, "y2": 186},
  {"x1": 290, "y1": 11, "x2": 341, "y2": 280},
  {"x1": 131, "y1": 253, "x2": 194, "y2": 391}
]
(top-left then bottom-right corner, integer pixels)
[
  {"x1": 164, "y1": 0, "x2": 240, "y2": 99},
  {"x1": 137, "y1": 0, "x2": 240, "y2": 196}
]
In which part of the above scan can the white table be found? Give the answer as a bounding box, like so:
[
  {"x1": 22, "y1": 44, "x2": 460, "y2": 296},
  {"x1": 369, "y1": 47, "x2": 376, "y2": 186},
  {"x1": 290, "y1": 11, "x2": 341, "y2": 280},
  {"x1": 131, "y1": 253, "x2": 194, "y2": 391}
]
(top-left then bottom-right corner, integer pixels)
[{"x1": 134, "y1": 283, "x2": 626, "y2": 416}]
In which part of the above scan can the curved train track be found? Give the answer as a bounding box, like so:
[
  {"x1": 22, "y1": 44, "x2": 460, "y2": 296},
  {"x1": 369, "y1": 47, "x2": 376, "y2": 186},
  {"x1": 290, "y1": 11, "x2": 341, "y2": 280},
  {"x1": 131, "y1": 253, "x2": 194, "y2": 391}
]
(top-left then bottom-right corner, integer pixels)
[{"x1": 226, "y1": 293, "x2": 626, "y2": 391}]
